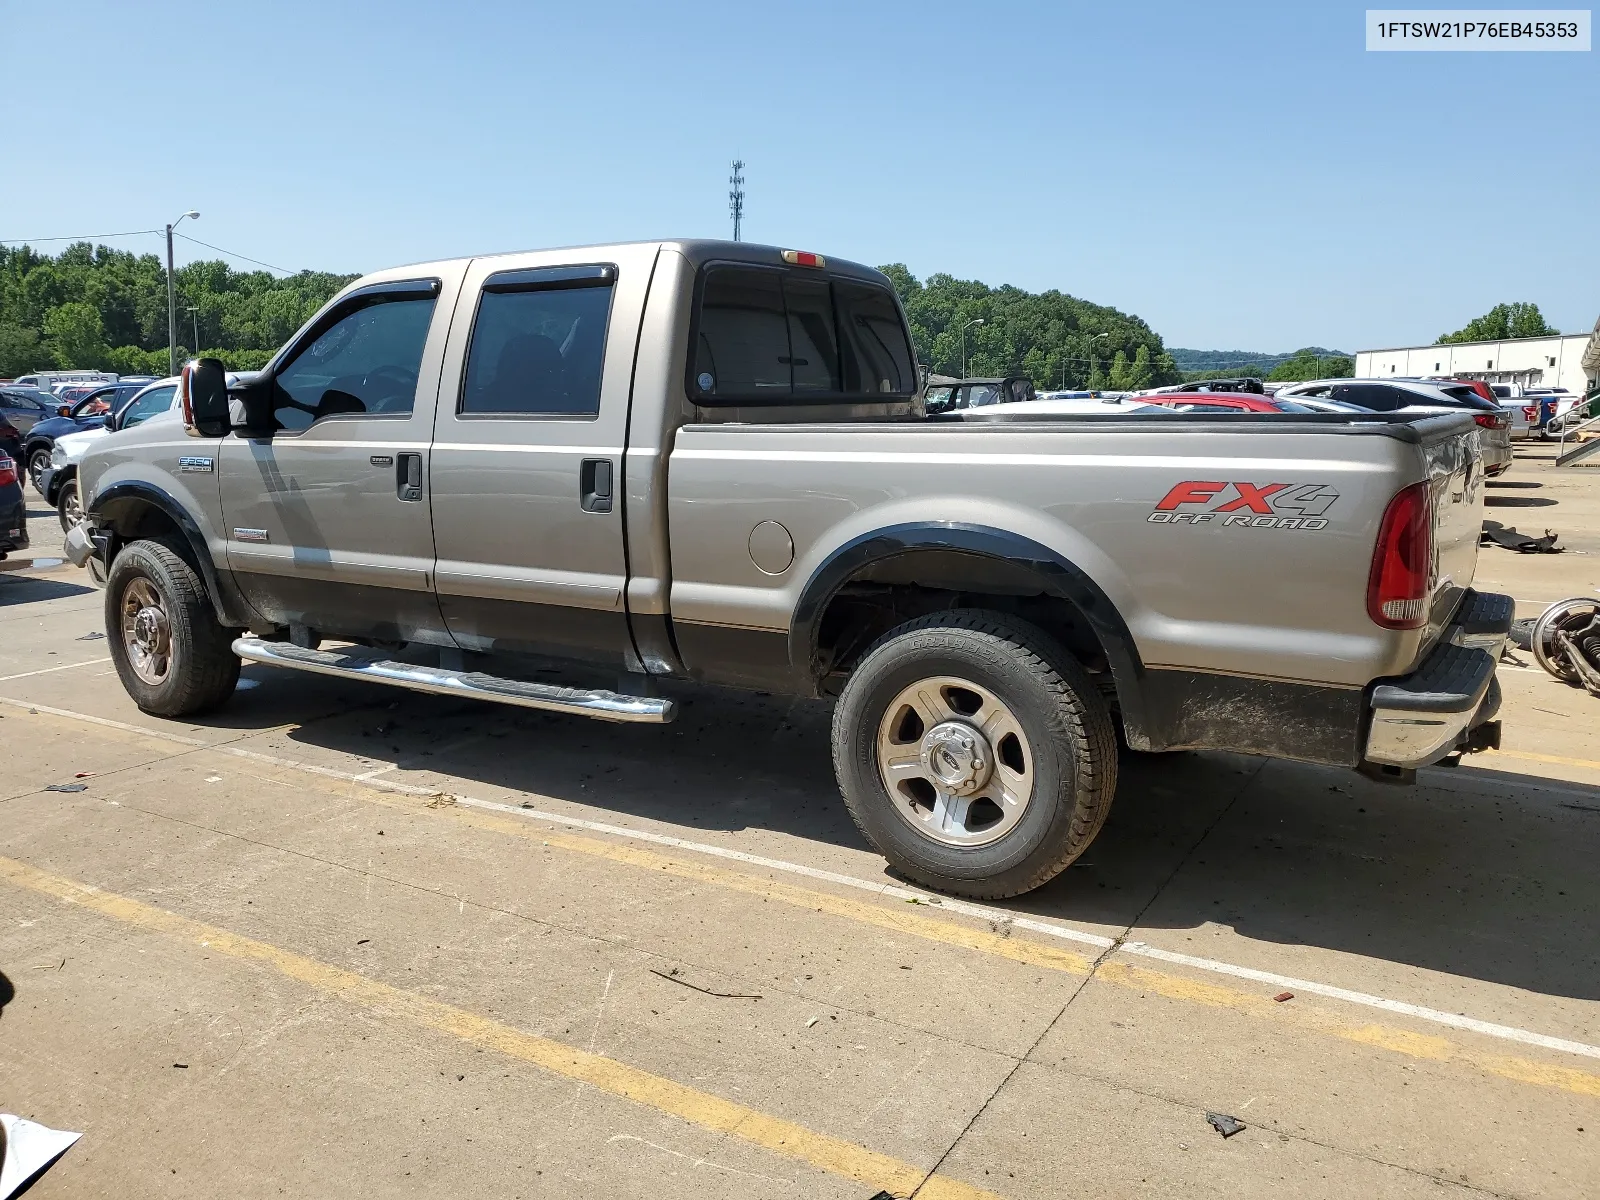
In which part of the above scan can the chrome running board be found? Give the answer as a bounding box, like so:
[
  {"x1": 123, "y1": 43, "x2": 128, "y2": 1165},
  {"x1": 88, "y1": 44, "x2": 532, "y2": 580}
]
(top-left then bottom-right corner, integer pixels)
[{"x1": 232, "y1": 637, "x2": 675, "y2": 724}]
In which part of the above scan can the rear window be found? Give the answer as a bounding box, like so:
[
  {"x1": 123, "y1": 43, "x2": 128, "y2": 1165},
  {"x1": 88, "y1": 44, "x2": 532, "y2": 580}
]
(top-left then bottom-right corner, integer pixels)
[
  {"x1": 691, "y1": 266, "x2": 915, "y2": 405},
  {"x1": 1329, "y1": 383, "x2": 1406, "y2": 412}
]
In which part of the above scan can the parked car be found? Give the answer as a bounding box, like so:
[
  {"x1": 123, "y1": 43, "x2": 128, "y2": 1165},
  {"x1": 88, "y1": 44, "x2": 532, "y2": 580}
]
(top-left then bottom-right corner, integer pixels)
[
  {"x1": 0, "y1": 453, "x2": 27, "y2": 563},
  {"x1": 924, "y1": 376, "x2": 1037, "y2": 413},
  {"x1": 1145, "y1": 392, "x2": 1324, "y2": 414},
  {"x1": 0, "y1": 418, "x2": 21, "y2": 471},
  {"x1": 41, "y1": 378, "x2": 182, "y2": 530},
  {"x1": 1146, "y1": 377, "x2": 1266, "y2": 396},
  {"x1": 22, "y1": 389, "x2": 124, "y2": 491},
  {"x1": 985, "y1": 395, "x2": 1169, "y2": 416},
  {"x1": 1, "y1": 387, "x2": 59, "y2": 436},
  {"x1": 1276, "y1": 379, "x2": 1513, "y2": 476},
  {"x1": 71, "y1": 239, "x2": 1510, "y2": 899}
]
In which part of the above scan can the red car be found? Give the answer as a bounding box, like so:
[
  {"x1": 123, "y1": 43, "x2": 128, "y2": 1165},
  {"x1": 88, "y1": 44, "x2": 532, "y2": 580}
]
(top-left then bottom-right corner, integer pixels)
[{"x1": 1147, "y1": 392, "x2": 1319, "y2": 413}]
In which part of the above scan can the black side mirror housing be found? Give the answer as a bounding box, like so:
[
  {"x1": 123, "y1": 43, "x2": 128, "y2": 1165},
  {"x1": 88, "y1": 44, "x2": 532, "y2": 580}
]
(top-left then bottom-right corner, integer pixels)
[
  {"x1": 228, "y1": 375, "x2": 275, "y2": 436},
  {"x1": 180, "y1": 358, "x2": 231, "y2": 438}
]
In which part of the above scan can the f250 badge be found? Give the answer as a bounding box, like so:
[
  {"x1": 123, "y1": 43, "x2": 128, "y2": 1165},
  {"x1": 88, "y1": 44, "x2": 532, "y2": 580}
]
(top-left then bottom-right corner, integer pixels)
[{"x1": 1148, "y1": 481, "x2": 1338, "y2": 529}]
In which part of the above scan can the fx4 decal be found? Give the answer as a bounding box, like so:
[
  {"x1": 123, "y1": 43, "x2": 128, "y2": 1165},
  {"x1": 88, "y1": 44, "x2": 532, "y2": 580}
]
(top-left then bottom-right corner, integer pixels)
[{"x1": 1148, "y1": 481, "x2": 1339, "y2": 529}]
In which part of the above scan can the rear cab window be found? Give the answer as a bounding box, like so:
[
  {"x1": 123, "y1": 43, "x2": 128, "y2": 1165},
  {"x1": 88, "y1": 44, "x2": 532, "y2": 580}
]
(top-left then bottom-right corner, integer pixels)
[{"x1": 690, "y1": 265, "x2": 916, "y2": 405}]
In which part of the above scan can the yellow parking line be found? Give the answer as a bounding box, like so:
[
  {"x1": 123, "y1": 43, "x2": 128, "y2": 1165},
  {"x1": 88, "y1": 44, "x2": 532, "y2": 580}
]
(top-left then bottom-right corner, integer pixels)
[
  {"x1": 0, "y1": 854, "x2": 1001, "y2": 1200},
  {"x1": 8, "y1": 702, "x2": 1600, "y2": 1100},
  {"x1": 1484, "y1": 747, "x2": 1600, "y2": 773},
  {"x1": 218, "y1": 757, "x2": 1600, "y2": 1100}
]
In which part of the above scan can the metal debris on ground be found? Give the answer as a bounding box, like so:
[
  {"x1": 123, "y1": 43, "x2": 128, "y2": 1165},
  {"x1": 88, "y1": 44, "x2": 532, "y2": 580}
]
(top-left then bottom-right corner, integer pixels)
[
  {"x1": 1481, "y1": 520, "x2": 1562, "y2": 554},
  {"x1": 1528, "y1": 598, "x2": 1600, "y2": 695},
  {"x1": 1206, "y1": 1111, "x2": 1246, "y2": 1138},
  {"x1": 648, "y1": 968, "x2": 762, "y2": 1000},
  {"x1": 43, "y1": 783, "x2": 87, "y2": 793},
  {"x1": 75, "y1": 631, "x2": 105, "y2": 641},
  {"x1": 0, "y1": 1113, "x2": 82, "y2": 1200}
]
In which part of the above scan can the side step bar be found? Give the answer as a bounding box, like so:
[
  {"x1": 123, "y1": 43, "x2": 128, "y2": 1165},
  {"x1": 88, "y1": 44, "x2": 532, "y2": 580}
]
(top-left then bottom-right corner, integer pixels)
[{"x1": 232, "y1": 637, "x2": 675, "y2": 724}]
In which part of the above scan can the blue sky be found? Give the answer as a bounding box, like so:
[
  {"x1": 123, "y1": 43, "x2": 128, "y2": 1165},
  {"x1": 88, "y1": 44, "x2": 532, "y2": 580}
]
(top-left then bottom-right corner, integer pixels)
[{"x1": 5, "y1": 0, "x2": 1595, "y2": 352}]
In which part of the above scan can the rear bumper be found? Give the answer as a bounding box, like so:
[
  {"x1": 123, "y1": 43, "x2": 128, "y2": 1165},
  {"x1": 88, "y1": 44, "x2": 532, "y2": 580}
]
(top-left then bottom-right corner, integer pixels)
[
  {"x1": 1363, "y1": 590, "x2": 1511, "y2": 769},
  {"x1": 1, "y1": 500, "x2": 26, "y2": 553}
]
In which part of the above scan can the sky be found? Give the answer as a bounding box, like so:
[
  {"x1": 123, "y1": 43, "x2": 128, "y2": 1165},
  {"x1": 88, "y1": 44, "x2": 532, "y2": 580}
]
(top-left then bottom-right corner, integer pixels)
[{"x1": 4, "y1": 0, "x2": 1596, "y2": 353}]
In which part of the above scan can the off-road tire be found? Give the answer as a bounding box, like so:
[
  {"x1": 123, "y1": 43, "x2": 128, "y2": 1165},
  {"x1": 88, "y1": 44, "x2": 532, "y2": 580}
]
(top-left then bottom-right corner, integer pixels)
[
  {"x1": 832, "y1": 609, "x2": 1118, "y2": 899},
  {"x1": 105, "y1": 539, "x2": 240, "y2": 716}
]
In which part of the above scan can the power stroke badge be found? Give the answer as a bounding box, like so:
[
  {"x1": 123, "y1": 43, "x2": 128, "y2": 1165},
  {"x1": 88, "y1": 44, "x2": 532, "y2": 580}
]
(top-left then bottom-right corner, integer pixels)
[{"x1": 1148, "y1": 481, "x2": 1339, "y2": 529}]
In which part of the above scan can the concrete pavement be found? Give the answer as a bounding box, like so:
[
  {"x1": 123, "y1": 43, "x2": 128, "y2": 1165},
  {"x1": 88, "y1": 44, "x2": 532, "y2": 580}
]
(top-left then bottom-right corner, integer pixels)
[{"x1": 2, "y1": 445, "x2": 1597, "y2": 1198}]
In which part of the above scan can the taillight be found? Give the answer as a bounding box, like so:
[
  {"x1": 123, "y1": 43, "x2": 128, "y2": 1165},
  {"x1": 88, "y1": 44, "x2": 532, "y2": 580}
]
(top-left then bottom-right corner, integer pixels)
[
  {"x1": 1472, "y1": 412, "x2": 1507, "y2": 430},
  {"x1": 1368, "y1": 482, "x2": 1432, "y2": 629},
  {"x1": 1521, "y1": 406, "x2": 1537, "y2": 422},
  {"x1": 781, "y1": 250, "x2": 826, "y2": 268},
  {"x1": 0, "y1": 456, "x2": 16, "y2": 488}
]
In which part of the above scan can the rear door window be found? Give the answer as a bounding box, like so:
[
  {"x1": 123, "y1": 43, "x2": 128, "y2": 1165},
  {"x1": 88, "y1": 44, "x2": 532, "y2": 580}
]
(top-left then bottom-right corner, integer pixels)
[
  {"x1": 460, "y1": 267, "x2": 615, "y2": 417},
  {"x1": 692, "y1": 266, "x2": 914, "y2": 404}
]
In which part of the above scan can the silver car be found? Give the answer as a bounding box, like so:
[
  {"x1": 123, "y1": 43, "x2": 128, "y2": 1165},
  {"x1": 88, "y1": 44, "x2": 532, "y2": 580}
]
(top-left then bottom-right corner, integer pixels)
[{"x1": 1277, "y1": 379, "x2": 1513, "y2": 476}]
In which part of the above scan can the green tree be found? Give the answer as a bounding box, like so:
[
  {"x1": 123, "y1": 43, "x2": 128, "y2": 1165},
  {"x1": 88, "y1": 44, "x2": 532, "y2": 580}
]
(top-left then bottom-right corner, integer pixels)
[
  {"x1": 1437, "y1": 302, "x2": 1558, "y2": 344},
  {"x1": 0, "y1": 323, "x2": 44, "y2": 377},
  {"x1": 1267, "y1": 349, "x2": 1354, "y2": 382},
  {"x1": 43, "y1": 302, "x2": 110, "y2": 369},
  {"x1": 1107, "y1": 350, "x2": 1131, "y2": 390},
  {"x1": 880, "y1": 265, "x2": 1181, "y2": 389}
]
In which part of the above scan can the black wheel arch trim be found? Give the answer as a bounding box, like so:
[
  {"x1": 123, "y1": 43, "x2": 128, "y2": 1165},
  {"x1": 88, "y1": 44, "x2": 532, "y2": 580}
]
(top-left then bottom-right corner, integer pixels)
[
  {"x1": 790, "y1": 521, "x2": 1154, "y2": 747},
  {"x1": 89, "y1": 480, "x2": 256, "y2": 628}
]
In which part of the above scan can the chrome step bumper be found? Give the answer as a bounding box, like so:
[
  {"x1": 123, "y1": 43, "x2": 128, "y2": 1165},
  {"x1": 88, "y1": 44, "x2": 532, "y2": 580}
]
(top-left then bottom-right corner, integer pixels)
[
  {"x1": 1363, "y1": 590, "x2": 1512, "y2": 769},
  {"x1": 232, "y1": 637, "x2": 675, "y2": 724}
]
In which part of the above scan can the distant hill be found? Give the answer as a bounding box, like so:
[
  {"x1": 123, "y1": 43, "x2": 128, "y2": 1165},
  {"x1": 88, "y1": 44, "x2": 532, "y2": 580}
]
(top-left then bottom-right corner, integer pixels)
[{"x1": 1169, "y1": 347, "x2": 1347, "y2": 375}]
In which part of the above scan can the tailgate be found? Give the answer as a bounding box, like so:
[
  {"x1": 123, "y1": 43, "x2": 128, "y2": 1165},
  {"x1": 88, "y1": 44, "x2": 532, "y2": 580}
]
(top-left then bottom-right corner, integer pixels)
[{"x1": 1424, "y1": 419, "x2": 1484, "y2": 645}]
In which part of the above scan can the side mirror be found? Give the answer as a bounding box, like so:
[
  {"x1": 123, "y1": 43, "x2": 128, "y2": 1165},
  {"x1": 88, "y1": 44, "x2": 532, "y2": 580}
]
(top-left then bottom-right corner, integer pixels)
[
  {"x1": 57, "y1": 405, "x2": 71, "y2": 417},
  {"x1": 179, "y1": 358, "x2": 230, "y2": 438}
]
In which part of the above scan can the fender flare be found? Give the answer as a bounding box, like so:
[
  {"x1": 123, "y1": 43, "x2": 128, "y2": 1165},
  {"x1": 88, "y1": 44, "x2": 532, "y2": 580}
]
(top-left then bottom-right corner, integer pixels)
[
  {"x1": 89, "y1": 480, "x2": 255, "y2": 628},
  {"x1": 790, "y1": 522, "x2": 1152, "y2": 746}
]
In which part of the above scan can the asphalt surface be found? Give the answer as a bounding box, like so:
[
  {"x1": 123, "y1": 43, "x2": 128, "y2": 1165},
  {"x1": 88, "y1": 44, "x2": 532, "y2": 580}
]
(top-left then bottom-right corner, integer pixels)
[{"x1": 2, "y1": 448, "x2": 1598, "y2": 1198}]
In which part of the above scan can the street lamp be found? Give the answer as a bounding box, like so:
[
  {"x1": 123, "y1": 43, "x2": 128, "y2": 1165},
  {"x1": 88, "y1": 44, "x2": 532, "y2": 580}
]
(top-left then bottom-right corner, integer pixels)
[
  {"x1": 1075, "y1": 331, "x2": 1110, "y2": 389},
  {"x1": 960, "y1": 318, "x2": 984, "y2": 378},
  {"x1": 165, "y1": 211, "x2": 200, "y2": 375}
]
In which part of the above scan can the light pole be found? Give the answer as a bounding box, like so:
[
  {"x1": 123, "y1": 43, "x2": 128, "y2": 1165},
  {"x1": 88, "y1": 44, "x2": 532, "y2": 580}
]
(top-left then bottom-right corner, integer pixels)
[
  {"x1": 960, "y1": 318, "x2": 984, "y2": 378},
  {"x1": 186, "y1": 306, "x2": 200, "y2": 354},
  {"x1": 1078, "y1": 331, "x2": 1109, "y2": 389},
  {"x1": 165, "y1": 211, "x2": 200, "y2": 374}
]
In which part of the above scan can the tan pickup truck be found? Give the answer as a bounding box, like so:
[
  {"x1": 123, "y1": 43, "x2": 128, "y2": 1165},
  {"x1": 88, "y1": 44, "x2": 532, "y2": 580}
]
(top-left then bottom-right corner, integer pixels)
[{"x1": 70, "y1": 240, "x2": 1510, "y2": 897}]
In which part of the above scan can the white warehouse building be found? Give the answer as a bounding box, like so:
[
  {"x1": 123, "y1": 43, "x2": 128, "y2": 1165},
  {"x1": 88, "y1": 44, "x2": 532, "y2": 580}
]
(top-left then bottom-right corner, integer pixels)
[{"x1": 1355, "y1": 318, "x2": 1600, "y2": 397}]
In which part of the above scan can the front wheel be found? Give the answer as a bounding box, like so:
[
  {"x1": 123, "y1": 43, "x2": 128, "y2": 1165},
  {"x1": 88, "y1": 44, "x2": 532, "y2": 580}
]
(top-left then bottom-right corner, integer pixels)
[
  {"x1": 56, "y1": 477, "x2": 81, "y2": 533},
  {"x1": 27, "y1": 447, "x2": 51, "y2": 493},
  {"x1": 105, "y1": 540, "x2": 240, "y2": 716},
  {"x1": 832, "y1": 609, "x2": 1118, "y2": 899}
]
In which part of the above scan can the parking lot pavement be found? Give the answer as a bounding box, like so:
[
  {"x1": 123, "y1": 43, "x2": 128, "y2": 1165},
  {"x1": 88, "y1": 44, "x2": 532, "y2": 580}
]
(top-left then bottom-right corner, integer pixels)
[{"x1": 2, "y1": 458, "x2": 1598, "y2": 1197}]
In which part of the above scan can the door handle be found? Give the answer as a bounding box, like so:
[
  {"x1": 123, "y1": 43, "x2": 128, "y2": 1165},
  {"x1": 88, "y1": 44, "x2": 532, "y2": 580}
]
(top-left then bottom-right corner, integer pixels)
[
  {"x1": 580, "y1": 458, "x2": 613, "y2": 514},
  {"x1": 396, "y1": 452, "x2": 423, "y2": 502}
]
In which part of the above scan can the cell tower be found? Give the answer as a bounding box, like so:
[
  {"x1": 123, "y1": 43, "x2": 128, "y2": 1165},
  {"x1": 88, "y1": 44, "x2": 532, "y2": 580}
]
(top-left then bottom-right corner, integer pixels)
[{"x1": 729, "y1": 159, "x2": 745, "y2": 241}]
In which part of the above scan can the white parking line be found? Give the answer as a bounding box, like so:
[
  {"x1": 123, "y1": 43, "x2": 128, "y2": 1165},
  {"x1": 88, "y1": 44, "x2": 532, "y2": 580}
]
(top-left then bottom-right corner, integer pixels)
[
  {"x1": 4, "y1": 692, "x2": 1598, "y2": 1063},
  {"x1": 0, "y1": 657, "x2": 111, "y2": 683}
]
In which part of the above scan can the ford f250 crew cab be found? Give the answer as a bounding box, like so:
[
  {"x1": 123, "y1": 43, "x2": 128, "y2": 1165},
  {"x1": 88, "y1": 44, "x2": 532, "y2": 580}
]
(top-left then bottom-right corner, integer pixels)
[{"x1": 68, "y1": 239, "x2": 1511, "y2": 898}]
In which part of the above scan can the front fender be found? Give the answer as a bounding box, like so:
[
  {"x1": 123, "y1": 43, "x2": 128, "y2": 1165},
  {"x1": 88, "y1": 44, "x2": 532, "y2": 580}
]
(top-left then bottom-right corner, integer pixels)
[{"x1": 88, "y1": 479, "x2": 255, "y2": 628}]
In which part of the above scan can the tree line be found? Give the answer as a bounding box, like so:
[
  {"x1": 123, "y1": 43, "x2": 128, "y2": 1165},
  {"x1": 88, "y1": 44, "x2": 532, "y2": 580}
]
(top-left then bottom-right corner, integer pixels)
[
  {"x1": 879, "y1": 265, "x2": 1183, "y2": 391},
  {"x1": 0, "y1": 241, "x2": 356, "y2": 377}
]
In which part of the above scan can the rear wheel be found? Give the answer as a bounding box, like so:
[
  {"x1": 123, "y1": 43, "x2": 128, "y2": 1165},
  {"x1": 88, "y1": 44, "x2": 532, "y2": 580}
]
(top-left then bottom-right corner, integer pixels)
[
  {"x1": 105, "y1": 540, "x2": 240, "y2": 716},
  {"x1": 832, "y1": 609, "x2": 1118, "y2": 899}
]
